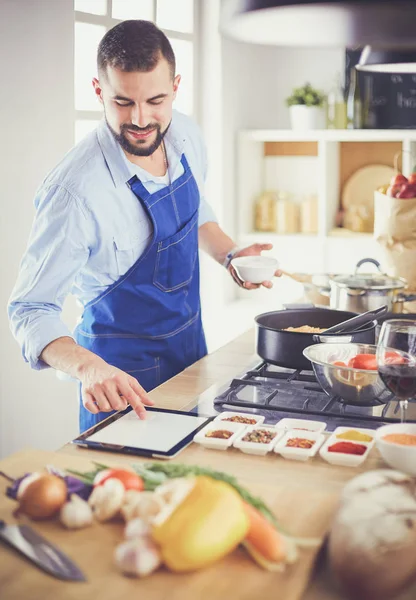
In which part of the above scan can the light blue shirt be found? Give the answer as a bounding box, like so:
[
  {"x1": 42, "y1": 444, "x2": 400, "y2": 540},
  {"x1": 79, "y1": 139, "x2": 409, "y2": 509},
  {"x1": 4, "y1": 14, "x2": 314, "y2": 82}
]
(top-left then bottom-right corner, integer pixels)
[{"x1": 8, "y1": 110, "x2": 217, "y2": 370}]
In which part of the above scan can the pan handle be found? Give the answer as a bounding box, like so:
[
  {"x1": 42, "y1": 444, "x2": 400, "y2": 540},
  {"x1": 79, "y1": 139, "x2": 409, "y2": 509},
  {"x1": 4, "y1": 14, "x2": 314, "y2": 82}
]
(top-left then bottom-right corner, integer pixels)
[{"x1": 313, "y1": 334, "x2": 353, "y2": 343}]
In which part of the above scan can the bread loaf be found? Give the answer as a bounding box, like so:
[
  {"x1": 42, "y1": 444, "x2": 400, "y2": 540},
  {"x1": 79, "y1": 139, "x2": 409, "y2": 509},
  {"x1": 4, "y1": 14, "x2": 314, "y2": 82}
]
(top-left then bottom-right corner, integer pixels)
[{"x1": 328, "y1": 470, "x2": 416, "y2": 600}]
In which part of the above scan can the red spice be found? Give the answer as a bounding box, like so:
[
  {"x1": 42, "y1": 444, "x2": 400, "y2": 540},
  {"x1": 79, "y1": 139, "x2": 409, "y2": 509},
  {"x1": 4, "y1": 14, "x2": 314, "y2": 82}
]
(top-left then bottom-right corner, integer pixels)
[{"x1": 328, "y1": 441, "x2": 367, "y2": 455}]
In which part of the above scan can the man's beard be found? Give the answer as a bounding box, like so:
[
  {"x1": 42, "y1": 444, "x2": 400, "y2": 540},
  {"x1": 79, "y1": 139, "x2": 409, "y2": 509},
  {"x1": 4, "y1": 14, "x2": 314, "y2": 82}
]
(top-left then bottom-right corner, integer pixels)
[{"x1": 105, "y1": 116, "x2": 170, "y2": 157}]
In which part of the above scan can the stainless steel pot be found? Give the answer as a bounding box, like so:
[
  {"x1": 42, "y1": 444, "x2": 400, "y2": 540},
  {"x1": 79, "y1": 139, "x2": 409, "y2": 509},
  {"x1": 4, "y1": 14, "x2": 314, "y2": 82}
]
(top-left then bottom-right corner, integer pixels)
[{"x1": 328, "y1": 258, "x2": 416, "y2": 313}]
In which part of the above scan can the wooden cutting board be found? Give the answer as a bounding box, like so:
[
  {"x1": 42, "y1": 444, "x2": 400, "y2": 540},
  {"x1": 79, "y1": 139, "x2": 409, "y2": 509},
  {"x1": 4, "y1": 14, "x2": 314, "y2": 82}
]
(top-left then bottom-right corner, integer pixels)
[{"x1": 0, "y1": 449, "x2": 340, "y2": 600}]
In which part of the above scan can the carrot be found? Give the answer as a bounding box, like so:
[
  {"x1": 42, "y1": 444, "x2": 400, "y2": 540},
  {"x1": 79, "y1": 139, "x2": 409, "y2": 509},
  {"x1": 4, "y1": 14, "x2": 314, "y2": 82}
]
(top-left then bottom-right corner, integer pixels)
[{"x1": 242, "y1": 501, "x2": 286, "y2": 563}]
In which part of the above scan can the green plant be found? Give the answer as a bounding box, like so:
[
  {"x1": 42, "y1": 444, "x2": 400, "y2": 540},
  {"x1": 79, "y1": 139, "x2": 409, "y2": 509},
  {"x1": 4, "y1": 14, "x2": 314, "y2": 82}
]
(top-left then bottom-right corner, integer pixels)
[{"x1": 286, "y1": 82, "x2": 325, "y2": 108}]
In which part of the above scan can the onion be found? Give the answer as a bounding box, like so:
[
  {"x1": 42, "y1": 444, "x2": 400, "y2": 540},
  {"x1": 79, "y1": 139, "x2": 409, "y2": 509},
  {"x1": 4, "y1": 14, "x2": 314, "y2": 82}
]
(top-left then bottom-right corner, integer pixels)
[{"x1": 18, "y1": 474, "x2": 68, "y2": 519}]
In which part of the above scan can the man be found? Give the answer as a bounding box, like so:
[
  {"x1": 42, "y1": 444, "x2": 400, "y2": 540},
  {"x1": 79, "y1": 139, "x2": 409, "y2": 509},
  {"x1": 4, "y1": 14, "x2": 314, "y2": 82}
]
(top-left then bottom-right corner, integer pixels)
[{"x1": 8, "y1": 20, "x2": 279, "y2": 432}]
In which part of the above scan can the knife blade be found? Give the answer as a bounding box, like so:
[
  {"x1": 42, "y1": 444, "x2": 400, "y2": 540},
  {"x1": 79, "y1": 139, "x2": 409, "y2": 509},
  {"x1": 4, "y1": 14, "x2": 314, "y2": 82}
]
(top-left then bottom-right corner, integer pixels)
[{"x1": 0, "y1": 520, "x2": 86, "y2": 581}]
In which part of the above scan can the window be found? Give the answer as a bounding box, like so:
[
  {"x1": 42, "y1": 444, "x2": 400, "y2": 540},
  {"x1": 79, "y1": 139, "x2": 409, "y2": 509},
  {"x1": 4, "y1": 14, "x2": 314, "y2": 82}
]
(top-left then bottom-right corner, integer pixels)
[{"x1": 74, "y1": 0, "x2": 197, "y2": 144}]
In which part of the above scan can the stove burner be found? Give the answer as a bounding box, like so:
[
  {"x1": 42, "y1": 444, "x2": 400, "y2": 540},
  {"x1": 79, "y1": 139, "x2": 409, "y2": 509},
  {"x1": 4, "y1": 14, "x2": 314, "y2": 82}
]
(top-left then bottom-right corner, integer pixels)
[{"x1": 211, "y1": 361, "x2": 416, "y2": 431}]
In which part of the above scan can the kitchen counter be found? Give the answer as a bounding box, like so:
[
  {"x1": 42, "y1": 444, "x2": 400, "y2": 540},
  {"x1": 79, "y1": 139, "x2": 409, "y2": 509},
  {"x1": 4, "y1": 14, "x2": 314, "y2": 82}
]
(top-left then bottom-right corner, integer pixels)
[{"x1": 1, "y1": 328, "x2": 415, "y2": 600}]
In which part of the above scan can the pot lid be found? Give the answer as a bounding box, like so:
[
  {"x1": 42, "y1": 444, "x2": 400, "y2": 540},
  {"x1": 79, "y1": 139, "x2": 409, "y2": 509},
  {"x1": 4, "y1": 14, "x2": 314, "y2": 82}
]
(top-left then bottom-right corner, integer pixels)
[{"x1": 331, "y1": 272, "x2": 406, "y2": 290}]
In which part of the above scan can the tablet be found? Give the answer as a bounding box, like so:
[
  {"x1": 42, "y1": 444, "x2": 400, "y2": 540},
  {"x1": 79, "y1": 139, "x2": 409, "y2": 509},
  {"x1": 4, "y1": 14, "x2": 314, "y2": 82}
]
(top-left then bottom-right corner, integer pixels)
[{"x1": 71, "y1": 406, "x2": 214, "y2": 459}]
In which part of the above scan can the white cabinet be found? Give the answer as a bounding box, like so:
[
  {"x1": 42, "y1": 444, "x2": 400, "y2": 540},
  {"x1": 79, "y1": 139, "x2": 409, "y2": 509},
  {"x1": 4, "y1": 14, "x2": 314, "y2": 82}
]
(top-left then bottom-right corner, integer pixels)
[{"x1": 236, "y1": 129, "x2": 416, "y2": 275}]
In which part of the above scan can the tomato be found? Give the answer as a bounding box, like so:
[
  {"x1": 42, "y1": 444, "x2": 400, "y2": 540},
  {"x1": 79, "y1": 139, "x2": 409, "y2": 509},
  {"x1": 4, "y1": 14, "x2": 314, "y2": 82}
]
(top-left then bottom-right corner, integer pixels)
[
  {"x1": 347, "y1": 354, "x2": 378, "y2": 370},
  {"x1": 333, "y1": 361, "x2": 347, "y2": 367},
  {"x1": 385, "y1": 353, "x2": 407, "y2": 366},
  {"x1": 93, "y1": 468, "x2": 144, "y2": 491}
]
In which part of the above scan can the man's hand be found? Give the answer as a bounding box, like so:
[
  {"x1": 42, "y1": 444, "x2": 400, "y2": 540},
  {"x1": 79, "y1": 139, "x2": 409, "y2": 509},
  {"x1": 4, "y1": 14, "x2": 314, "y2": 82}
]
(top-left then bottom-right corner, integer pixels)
[
  {"x1": 78, "y1": 359, "x2": 154, "y2": 419},
  {"x1": 229, "y1": 243, "x2": 282, "y2": 290}
]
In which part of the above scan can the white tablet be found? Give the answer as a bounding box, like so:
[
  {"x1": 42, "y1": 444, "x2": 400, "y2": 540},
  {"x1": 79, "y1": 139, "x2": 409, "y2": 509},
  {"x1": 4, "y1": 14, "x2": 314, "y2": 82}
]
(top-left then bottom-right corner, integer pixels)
[{"x1": 72, "y1": 407, "x2": 213, "y2": 459}]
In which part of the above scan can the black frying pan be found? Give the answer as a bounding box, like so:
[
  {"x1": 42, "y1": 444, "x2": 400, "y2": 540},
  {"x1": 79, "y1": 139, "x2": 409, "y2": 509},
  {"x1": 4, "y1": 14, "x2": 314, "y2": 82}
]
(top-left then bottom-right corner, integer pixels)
[{"x1": 255, "y1": 308, "x2": 376, "y2": 371}]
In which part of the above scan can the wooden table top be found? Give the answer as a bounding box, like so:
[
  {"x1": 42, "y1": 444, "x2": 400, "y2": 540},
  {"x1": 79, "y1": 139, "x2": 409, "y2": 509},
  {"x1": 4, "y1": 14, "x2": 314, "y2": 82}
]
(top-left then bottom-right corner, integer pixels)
[{"x1": 1, "y1": 328, "x2": 415, "y2": 599}]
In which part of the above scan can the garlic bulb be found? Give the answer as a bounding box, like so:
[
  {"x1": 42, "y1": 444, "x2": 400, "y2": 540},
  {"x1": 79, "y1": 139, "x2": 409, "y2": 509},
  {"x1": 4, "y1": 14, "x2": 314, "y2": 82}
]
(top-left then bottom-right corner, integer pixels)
[
  {"x1": 60, "y1": 494, "x2": 93, "y2": 529},
  {"x1": 124, "y1": 518, "x2": 151, "y2": 540},
  {"x1": 114, "y1": 538, "x2": 162, "y2": 577},
  {"x1": 88, "y1": 478, "x2": 125, "y2": 522},
  {"x1": 120, "y1": 490, "x2": 165, "y2": 523}
]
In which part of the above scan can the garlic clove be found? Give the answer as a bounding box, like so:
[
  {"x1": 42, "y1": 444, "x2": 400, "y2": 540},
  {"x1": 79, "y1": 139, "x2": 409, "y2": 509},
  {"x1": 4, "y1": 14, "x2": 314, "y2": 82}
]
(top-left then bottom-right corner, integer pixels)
[
  {"x1": 121, "y1": 490, "x2": 165, "y2": 524},
  {"x1": 88, "y1": 478, "x2": 125, "y2": 522},
  {"x1": 114, "y1": 538, "x2": 162, "y2": 577},
  {"x1": 124, "y1": 518, "x2": 151, "y2": 540},
  {"x1": 60, "y1": 494, "x2": 93, "y2": 529}
]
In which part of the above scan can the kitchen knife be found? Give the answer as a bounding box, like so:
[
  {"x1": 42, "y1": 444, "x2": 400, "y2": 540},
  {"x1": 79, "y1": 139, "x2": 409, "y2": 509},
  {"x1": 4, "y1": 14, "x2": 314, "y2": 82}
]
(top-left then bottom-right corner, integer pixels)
[{"x1": 0, "y1": 519, "x2": 86, "y2": 581}]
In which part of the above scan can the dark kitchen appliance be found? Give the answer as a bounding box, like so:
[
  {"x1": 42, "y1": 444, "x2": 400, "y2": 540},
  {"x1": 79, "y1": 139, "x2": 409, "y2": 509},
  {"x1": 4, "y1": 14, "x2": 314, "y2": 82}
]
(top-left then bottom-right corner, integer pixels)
[
  {"x1": 357, "y1": 54, "x2": 416, "y2": 129},
  {"x1": 255, "y1": 308, "x2": 376, "y2": 371}
]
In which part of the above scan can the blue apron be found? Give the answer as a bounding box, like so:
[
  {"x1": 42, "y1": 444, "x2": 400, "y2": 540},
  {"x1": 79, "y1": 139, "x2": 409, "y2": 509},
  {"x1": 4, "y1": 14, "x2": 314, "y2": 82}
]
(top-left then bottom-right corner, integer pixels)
[{"x1": 75, "y1": 154, "x2": 207, "y2": 432}]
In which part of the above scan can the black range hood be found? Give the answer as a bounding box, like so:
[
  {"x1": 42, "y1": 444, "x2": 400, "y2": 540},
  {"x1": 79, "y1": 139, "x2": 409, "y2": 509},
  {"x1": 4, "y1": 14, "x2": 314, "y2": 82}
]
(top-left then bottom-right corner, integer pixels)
[{"x1": 221, "y1": 1, "x2": 416, "y2": 48}]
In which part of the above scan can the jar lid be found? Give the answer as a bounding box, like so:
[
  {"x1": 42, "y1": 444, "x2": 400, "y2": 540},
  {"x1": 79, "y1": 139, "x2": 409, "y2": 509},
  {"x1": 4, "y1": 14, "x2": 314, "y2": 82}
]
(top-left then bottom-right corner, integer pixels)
[{"x1": 331, "y1": 272, "x2": 406, "y2": 291}]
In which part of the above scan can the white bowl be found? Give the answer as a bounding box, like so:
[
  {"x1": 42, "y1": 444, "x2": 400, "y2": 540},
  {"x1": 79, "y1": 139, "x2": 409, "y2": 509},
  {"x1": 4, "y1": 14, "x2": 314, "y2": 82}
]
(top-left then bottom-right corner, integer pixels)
[
  {"x1": 230, "y1": 256, "x2": 279, "y2": 284},
  {"x1": 319, "y1": 428, "x2": 374, "y2": 467},
  {"x1": 214, "y1": 411, "x2": 265, "y2": 426},
  {"x1": 193, "y1": 421, "x2": 245, "y2": 450},
  {"x1": 375, "y1": 423, "x2": 416, "y2": 476},
  {"x1": 275, "y1": 418, "x2": 327, "y2": 433},
  {"x1": 274, "y1": 430, "x2": 325, "y2": 461},
  {"x1": 233, "y1": 425, "x2": 283, "y2": 456}
]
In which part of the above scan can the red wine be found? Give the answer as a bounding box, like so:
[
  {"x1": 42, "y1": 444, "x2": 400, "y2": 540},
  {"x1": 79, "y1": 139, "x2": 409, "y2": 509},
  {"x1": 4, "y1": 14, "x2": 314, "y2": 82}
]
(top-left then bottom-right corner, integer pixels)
[{"x1": 379, "y1": 365, "x2": 416, "y2": 400}]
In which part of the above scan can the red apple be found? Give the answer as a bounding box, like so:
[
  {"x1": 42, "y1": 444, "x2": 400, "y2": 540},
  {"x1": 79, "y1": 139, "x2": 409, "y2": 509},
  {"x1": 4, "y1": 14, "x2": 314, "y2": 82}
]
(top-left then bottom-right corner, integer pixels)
[
  {"x1": 408, "y1": 172, "x2": 416, "y2": 185},
  {"x1": 390, "y1": 173, "x2": 408, "y2": 186},
  {"x1": 396, "y1": 183, "x2": 416, "y2": 199}
]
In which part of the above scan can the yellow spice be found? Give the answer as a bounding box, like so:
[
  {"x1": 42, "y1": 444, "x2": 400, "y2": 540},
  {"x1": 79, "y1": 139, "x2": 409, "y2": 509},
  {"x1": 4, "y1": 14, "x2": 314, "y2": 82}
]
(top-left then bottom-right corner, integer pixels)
[{"x1": 336, "y1": 430, "x2": 373, "y2": 442}]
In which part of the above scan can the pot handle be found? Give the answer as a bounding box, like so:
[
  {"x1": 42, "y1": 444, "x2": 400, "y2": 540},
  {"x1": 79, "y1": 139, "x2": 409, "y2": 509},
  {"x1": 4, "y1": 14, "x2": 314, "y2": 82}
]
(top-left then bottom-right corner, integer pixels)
[
  {"x1": 355, "y1": 258, "x2": 382, "y2": 273},
  {"x1": 396, "y1": 293, "x2": 416, "y2": 303},
  {"x1": 313, "y1": 334, "x2": 353, "y2": 344}
]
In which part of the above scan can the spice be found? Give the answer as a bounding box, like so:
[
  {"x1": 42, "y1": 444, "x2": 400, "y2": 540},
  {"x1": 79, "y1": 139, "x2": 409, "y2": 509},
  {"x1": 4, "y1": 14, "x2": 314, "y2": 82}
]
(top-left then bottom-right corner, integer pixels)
[
  {"x1": 328, "y1": 441, "x2": 367, "y2": 455},
  {"x1": 222, "y1": 416, "x2": 257, "y2": 424},
  {"x1": 336, "y1": 430, "x2": 373, "y2": 442},
  {"x1": 242, "y1": 429, "x2": 277, "y2": 444},
  {"x1": 286, "y1": 437, "x2": 314, "y2": 449},
  {"x1": 382, "y1": 433, "x2": 416, "y2": 446},
  {"x1": 205, "y1": 430, "x2": 233, "y2": 439}
]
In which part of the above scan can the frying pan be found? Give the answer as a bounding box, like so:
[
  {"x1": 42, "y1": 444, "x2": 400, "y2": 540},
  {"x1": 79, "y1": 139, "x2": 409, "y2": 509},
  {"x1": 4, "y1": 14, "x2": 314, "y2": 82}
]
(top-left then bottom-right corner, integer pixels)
[{"x1": 255, "y1": 307, "x2": 376, "y2": 371}]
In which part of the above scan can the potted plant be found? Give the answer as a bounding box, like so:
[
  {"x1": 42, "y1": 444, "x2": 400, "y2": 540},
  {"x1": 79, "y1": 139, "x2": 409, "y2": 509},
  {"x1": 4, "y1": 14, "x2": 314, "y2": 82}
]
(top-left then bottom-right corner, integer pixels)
[{"x1": 286, "y1": 83, "x2": 325, "y2": 130}]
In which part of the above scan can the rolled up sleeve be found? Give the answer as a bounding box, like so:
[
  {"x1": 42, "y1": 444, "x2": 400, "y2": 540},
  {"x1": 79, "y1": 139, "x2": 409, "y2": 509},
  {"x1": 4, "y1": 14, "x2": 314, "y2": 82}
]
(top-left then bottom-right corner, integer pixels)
[{"x1": 8, "y1": 184, "x2": 91, "y2": 370}]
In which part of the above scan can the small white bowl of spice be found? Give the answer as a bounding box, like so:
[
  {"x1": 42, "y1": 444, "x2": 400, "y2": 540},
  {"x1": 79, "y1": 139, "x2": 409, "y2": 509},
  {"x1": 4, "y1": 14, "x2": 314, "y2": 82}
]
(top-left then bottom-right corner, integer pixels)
[
  {"x1": 233, "y1": 424, "x2": 283, "y2": 456},
  {"x1": 193, "y1": 421, "x2": 245, "y2": 450},
  {"x1": 274, "y1": 429, "x2": 325, "y2": 461},
  {"x1": 214, "y1": 411, "x2": 265, "y2": 426},
  {"x1": 319, "y1": 427, "x2": 375, "y2": 467}
]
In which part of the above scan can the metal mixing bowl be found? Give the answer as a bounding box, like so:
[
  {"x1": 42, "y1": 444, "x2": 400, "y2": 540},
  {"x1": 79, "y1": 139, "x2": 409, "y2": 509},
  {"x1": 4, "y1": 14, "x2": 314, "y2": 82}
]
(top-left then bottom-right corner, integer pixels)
[{"x1": 303, "y1": 343, "x2": 394, "y2": 407}]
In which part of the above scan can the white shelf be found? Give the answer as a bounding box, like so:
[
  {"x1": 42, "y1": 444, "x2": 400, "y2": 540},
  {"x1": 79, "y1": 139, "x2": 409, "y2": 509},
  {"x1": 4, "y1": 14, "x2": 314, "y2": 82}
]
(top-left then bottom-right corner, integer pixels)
[
  {"x1": 240, "y1": 129, "x2": 416, "y2": 142},
  {"x1": 235, "y1": 128, "x2": 416, "y2": 281}
]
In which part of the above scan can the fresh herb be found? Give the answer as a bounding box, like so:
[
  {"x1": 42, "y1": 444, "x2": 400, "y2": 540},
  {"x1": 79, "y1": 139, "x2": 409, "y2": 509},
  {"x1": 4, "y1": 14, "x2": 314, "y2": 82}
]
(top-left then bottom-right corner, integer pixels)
[{"x1": 66, "y1": 462, "x2": 109, "y2": 485}]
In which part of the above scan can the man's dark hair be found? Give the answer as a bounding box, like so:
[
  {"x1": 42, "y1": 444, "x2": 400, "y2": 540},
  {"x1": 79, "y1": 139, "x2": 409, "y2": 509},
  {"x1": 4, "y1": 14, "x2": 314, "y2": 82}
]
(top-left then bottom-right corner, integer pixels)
[{"x1": 97, "y1": 20, "x2": 175, "y2": 79}]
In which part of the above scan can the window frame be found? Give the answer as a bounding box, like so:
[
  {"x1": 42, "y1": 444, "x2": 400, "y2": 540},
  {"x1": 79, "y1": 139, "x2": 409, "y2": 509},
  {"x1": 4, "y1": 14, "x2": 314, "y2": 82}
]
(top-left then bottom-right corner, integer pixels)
[{"x1": 74, "y1": 0, "x2": 199, "y2": 137}]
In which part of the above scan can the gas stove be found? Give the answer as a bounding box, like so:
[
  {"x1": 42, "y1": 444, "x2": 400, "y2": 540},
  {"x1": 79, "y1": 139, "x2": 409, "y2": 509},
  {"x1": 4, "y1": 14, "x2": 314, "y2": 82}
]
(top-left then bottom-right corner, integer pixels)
[{"x1": 194, "y1": 360, "x2": 416, "y2": 433}]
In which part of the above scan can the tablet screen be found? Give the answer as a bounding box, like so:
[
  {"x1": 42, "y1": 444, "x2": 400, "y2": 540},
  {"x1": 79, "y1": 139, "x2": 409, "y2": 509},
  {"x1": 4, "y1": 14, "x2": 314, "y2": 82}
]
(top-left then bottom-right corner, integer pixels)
[{"x1": 81, "y1": 408, "x2": 211, "y2": 454}]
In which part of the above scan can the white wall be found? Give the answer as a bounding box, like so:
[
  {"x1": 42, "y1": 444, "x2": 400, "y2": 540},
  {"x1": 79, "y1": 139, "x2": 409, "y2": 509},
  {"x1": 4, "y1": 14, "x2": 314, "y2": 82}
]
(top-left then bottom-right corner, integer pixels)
[
  {"x1": 217, "y1": 38, "x2": 345, "y2": 338},
  {"x1": 0, "y1": 0, "x2": 78, "y2": 458}
]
